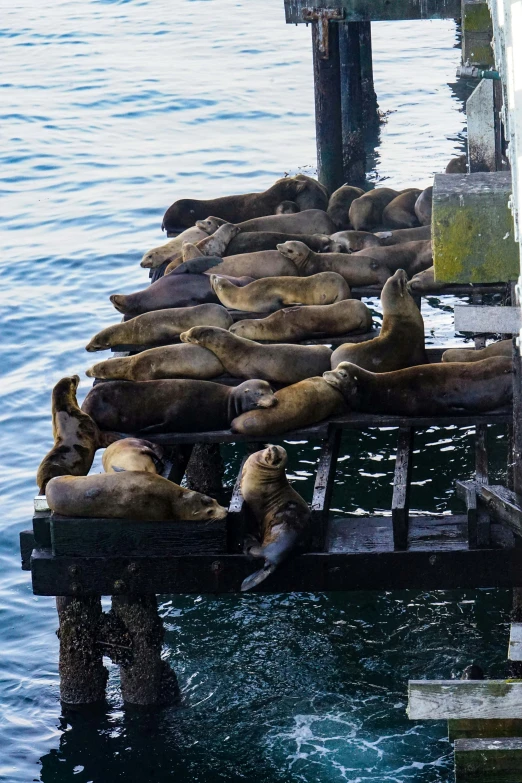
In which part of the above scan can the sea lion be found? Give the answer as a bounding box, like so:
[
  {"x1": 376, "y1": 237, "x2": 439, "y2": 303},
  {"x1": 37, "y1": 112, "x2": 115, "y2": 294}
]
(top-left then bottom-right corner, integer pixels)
[
  {"x1": 102, "y1": 438, "x2": 164, "y2": 474},
  {"x1": 349, "y1": 188, "x2": 399, "y2": 231},
  {"x1": 197, "y1": 210, "x2": 336, "y2": 235},
  {"x1": 240, "y1": 445, "x2": 311, "y2": 591},
  {"x1": 331, "y1": 230, "x2": 382, "y2": 252},
  {"x1": 46, "y1": 472, "x2": 227, "y2": 521},
  {"x1": 164, "y1": 222, "x2": 241, "y2": 273},
  {"x1": 36, "y1": 375, "x2": 118, "y2": 494},
  {"x1": 327, "y1": 185, "x2": 365, "y2": 230},
  {"x1": 140, "y1": 221, "x2": 221, "y2": 269},
  {"x1": 180, "y1": 326, "x2": 332, "y2": 385},
  {"x1": 414, "y1": 186, "x2": 433, "y2": 226},
  {"x1": 323, "y1": 357, "x2": 513, "y2": 415},
  {"x1": 230, "y1": 299, "x2": 372, "y2": 342},
  {"x1": 442, "y1": 340, "x2": 512, "y2": 363},
  {"x1": 82, "y1": 378, "x2": 277, "y2": 433},
  {"x1": 446, "y1": 155, "x2": 467, "y2": 174},
  {"x1": 275, "y1": 200, "x2": 300, "y2": 214},
  {"x1": 224, "y1": 231, "x2": 337, "y2": 256},
  {"x1": 375, "y1": 225, "x2": 431, "y2": 245},
  {"x1": 350, "y1": 239, "x2": 432, "y2": 276},
  {"x1": 86, "y1": 343, "x2": 225, "y2": 381},
  {"x1": 382, "y1": 189, "x2": 422, "y2": 229},
  {"x1": 231, "y1": 376, "x2": 346, "y2": 436},
  {"x1": 161, "y1": 177, "x2": 309, "y2": 233},
  {"x1": 277, "y1": 240, "x2": 391, "y2": 286},
  {"x1": 291, "y1": 173, "x2": 329, "y2": 211},
  {"x1": 407, "y1": 266, "x2": 439, "y2": 293},
  {"x1": 200, "y1": 249, "x2": 299, "y2": 279},
  {"x1": 86, "y1": 304, "x2": 233, "y2": 352},
  {"x1": 330, "y1": 269, "x2": 427, "y2": 371},
  {"x1": 209, "y1": 271, "x2": 350, "y2": 312},
  {"x1": 109, "y1": 269, "x2": 254, "y2": 316}
]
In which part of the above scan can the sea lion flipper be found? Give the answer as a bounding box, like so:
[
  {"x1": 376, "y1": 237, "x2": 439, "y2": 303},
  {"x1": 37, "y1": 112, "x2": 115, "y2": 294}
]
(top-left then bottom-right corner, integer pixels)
[
  {"x1": 240, "y1": 563, "x2": 277, "y2": 592},
  {"x1": 112, "y1": 466, "x2": 127, "y2": 472}
]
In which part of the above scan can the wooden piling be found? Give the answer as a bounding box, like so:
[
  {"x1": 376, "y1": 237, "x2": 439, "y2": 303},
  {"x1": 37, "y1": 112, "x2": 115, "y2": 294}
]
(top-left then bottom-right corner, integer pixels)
[
  {"x1": 338, "y1": 22, "x2": 366, "y2": 186},
  {"x1": 185, "y1": 443, "x2": 224, "y2": 496},
  {"x1": 358, "y1": 22, "x2": 378, "y2": 128}
]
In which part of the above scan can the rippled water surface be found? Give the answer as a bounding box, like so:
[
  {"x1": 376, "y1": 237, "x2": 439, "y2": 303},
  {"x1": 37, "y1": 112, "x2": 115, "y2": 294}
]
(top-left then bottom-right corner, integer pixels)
[{"x1": 1, "y1": 2, "x2": 512, "y2": 781}]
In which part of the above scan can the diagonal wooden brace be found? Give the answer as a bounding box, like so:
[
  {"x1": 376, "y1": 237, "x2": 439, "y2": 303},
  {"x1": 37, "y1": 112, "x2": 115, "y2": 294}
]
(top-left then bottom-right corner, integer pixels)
[{"x1": 302, "y1": 7, "x2": 344, "y2": 58}]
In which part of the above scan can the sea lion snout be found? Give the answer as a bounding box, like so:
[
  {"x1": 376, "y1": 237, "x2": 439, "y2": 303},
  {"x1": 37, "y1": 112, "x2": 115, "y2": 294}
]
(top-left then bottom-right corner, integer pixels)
[
  {"x1": 262, "y1": 444, "x2": 286, "y2": 466},
  {"x1": 110, "y1": 294, "x2": 127, "y2": 313}
]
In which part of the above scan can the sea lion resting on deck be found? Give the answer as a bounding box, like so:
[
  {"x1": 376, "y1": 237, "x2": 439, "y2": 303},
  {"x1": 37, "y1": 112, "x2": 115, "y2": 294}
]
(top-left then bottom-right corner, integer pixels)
[
  {"x1": 161, "y1": 176, "x2": 313, "y2": 233},
  {"x1": 224, "y1": 231, "x2": 339, "y2": 256},
  {"x1": 331, "y1": 269, "x2": 427, "y2": 371},
  {"x1": 407, "y1": 266, "x2": 439, "y2": 293},
  {"x1": 323, "y1": 357, "x2": 513, "y2": 416},
  {"x1": 86, "y1": 343, "x2": 225, "y2": 381},
  {"x1": 210, "y1": 271, "x2": 350, "y2": 313},
  {"x1": 375, "y1": 225, "x2": 431, "y2": 245},
  {"x1": 240, "y1": 445, "x2": 311, "y2": 591},
  {"x1": 414, "y1": 186, "x2": 433, "y2": 226},
  {"x1": 331, "y1": 230, "x2": 382, "y2": 252},
  {"x1": 382, "y1": 189, "x2": 422, "y2": 229},
  {"x1": 197, "y1": 209, "x2": 336, "y2": 236},
  {"x1": 164, "y1": 222, "x2": 241, "y2": 272},
  {"x1": 277, "y1": 240, "x2": 391, "y2": 286},
  {"x1": 350, "y1": 239, "x2": 432, "y2": 277},
  {"x1": 442, "y1": 340, "x2": 512, "y2": 363},
  {"x1": 230, "y1": 299, "x2": 372, "y2": 342},
  {"x1": 231, "y1": 376, "x2": 346, "y2": 436},
  {"x1": 46, "y1": 472, "x2": 227, "y2": 522},
  {"x1": 86, "y1": 303, "x2": 233, "y2": 351},
  {"x1": 102, "y1": 438, "x2": 164, "y2": 474},
  {"x1": 36, "y1": 375, "x2": 119, "y2": 494},
  {"x1": 82, "y1": 378, "x2": 277, "y2": 433},
  {"x1": 180, "y1": 326, "x2": 332, "y2": 385},
  {"x1": 327, "y1": 185, "x2": 365, "y2": 230},
  {"x1": 195, "y1": 249, "x2": 299, "y2": 279},
  {"x1": 349, "y1": 188, "x2": 400, "y2": 231},
  {"x1": 140, "y1": 219, "x2": 222, "y2": 269}
]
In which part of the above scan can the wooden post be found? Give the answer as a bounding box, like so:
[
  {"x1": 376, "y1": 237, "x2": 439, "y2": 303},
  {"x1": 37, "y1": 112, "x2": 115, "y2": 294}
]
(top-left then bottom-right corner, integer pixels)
[
  {"x1": 338, "y1": 22, "x2": 366, "y2": 186},
  {"x1": 311, "y1": 428, "x2": 342, "y2": 550},
  {"x1": 392, "y1": 427, "x2": 414, "y2": 550},
  {"x1": 111, "y1": 594, "x2": 178, "y2": 707},
  {"x1": 185, "y1": 444, "x2": 224, "y2": 497},
  {"x1": 358, "y1": 22, "x2": 378, "y2": 128},
  {"x1": 310, "y1": 18, "x2": 344, "y2": 194},
  {"x1": 454, "y1": 737, "x2": 522, "y2": 782},
  {"x1": 56, "y1": 596, "x2": 108, "y2": 706},
  {"x1": 512, "y1": 337, "x2": 522, "y2": 496},
  {"x1": 474, "y1": 422, "x2": 491, "y2": 546}
]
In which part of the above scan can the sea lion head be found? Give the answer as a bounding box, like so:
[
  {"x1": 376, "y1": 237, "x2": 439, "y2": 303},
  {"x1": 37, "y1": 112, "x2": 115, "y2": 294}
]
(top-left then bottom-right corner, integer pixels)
[
  {"x1": 162, "y1": 199, "x2": 210, "y2": 233},
  {"x1": 276, "y1": 240, "x2": 312, "y2": 266},
  {"x1": 179, "y1": 324, "x2": 220, "y2": 346},
  {"x1": 54, "y1": 375, "x2": 81, "y2": 398},
  {"x1": 256, "y1": 444, "x2": 288, "y2": 470},
  {"x1": 323, "y1": 362, "x2": 360, "y2": 406},
  {"x1": 275, "y1": 200, "x2": 300, "y2": 214},
  {"x1": 209, "y1": 274, "x2": 232, "y2": 296},
  {"x1": 195, "y1": 216, "x2": 226, "y2": 234},
  {"x1": 186, "y1": 491, "x2": 228, "y2": 521},
  {"x1": 380, "y1": 268, "x2": 411, "y2": 312},
  {"x1": 233, "y1": 380, "x2": 277, "y2": 414}
]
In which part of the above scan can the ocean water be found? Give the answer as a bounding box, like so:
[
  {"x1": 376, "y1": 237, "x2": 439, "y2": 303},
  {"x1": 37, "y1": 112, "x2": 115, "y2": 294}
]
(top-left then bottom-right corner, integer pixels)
[{"x1": 0, "y1": 1, "x2": 512, "y2": 781}]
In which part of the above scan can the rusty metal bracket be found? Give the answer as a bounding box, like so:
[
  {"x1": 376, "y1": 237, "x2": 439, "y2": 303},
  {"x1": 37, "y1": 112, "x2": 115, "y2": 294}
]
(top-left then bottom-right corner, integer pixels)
[{"x1": 302, "y1": 8, "x2": 344, "y2": 59}]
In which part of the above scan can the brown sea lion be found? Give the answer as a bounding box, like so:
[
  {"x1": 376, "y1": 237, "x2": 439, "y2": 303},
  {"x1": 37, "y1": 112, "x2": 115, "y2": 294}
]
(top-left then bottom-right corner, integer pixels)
[
  {"x1": 375, "y1": 225, "x2": 431, "y2": 245},
  {"x1": 230, "y1": 299, "x2": 372, "y2": 342},
  {"x1": 102, "y1": 438, "x2": 164, "y2": 474},
  {"x1": 200, "y1": 249, "x2": 299, "y2": 279},
  {"x1": 407, "y1": 266, "x2": 439, "y2": 293},
  {"x1": 327, "y1": 185, "x2": 365, "y2": 230},
  {"x1": 82, "y1": 378, "x2": 277, "y2": 433},
  {"x1": 86, "y1": 343, "x2": 225, "y2": 381},
  {"x1": 323, "y1": 357, "x2": 513, "y2": 415},
  {"x1": 442, "y1": 340, "x2": 512, "y2": 363},
  {"x1": 36, "y1": 375, "x2": 118, "y2": 494},
  {"x1": 349, "y1": 188, "x2": 400, "y2": 231},
  {"x1": 224, "y1": 231, "x2": 337, "y2": 256},
  {"x1": 209, "y1": 271, "x2": 350, "y2": 312},
  {"x1": 330, "y1": 269, "x2": 427, "y2": 371},
  {"x1": 277, "y1": 240, "x2": 391, "y2": 286},
  {"x1": 198, "y1": 210, "x2": 337, "y2": 235},
  {"x1": 446, "y1": 155, "x2": 467, "y2": 174},
  {"x1": 46, "y1": 472, "x2": 227, "y2": 521},
  {"x1": 86, "y1": 304, "x2": 233, "y2": 352},
  {"x1": 350, "y1": 239, "x2": 432, "y2": 276},
  {"x1": 414, "y1": 186, "x2": 433, "y2": 226},
  {"x1": 180, "y1": 326, "x2": 332, "y2": 385},
  {"x1": 164, "y1": 222, "x2": 241, "y2": 273},
  {"x1": 109, "y1": 269, "x2": 255, "y2": 316},
  {"x1": 140, "y1": 221, "x2": 221, "y2": 269},
  {"x1": 292, "y1": 173, "x2": 329, "y2": 211},
  {"x1": 161, "y1": 177, "x2": 310, "y2": 233},
  {"x1": 231, "y1": 376, "x2": 346, "y2": 436},
  {"x1": 240, "y1": 445, "x2": 311, "y2": 591},
  {"x1": 382, "y1": 189, "x2": 422, "y2": 229},
  {"x1": 275, "y1": 200, "x2": 300, "y2": 214},
  {"x1": 331, "y1": 230, "x2": 382, "y2": 252}
]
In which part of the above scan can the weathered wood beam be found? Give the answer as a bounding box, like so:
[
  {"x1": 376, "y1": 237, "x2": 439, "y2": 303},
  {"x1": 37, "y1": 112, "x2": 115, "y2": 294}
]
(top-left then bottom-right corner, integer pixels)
[
  {"x1": 284, "y1": 0, "x2": 461, "y2": 24},
  {"x1": 454, "y1": 305, "x2": 521, "y2": 334},
  {"x1": 20, "y1": 530, "x2": 35, "y2": 571},
  {"x1": 454, "y1": 737, "x2": 522, "y2": 782},
  {"x1": 467, "y1": 78, "x2": 496, "y2": 173},
  {"x1": 509, "y1": 623, "x2": 522, "y2": 661},
  {"x1": 448, "y1": 718, "x2": 522, "y2": 740},
  {"x1": 457, "y1": 480, "x2": 491, "y2": 548},
  {"x1": 392, "y1": 427, "x2": 414, "y2": 550},
  {"x1": 408, "y1": 680, "x2": 522, "y2": 720},
  {"x1": 311, "y1": 428, "x2": 342, "y2": 549},
  {"x1": 338, "y1": 22, "x2": 365, "y2": 186},
  {"x1": 461, "y1": 0, "x2": 494, "y2": 67},
  {"x1": 477, "y1": 484, "x2": 522, "y2": 537}
]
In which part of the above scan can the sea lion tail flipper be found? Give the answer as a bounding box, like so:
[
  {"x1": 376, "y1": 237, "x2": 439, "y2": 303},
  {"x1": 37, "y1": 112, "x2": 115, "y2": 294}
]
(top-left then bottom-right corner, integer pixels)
[{"x1": 240, "y1": 563, "x2": 277, "y2": 592}]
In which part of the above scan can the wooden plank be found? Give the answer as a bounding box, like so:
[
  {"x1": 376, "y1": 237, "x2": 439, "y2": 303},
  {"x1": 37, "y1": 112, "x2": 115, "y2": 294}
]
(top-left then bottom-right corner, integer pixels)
[
  {"x1": 455, "y1": 305, "x2": 521, "y2": 334},
  {"x1": 326, "y1": 515, "x2": 470, "y2": 553},
  {"x1": 454, "y1": 737, "x2": 522, "y2": 782},
  {"x1": 457, "y1": 479, "x2": 480, "y2": 548},
  {"x1": 448, "y1": 718, "x2": 522, "y2": 741},
  {"x1": 408, "y1": 681, "x2": 522, "y2": 720},
  {"x1": 512, "y1": 339, "x2": 522, "y2": 495},
  {"x1": 311, "y1": 428, "x2": 342, "y2": 550},
  {"x1": 33, "y1": 511, "x2": 51, "y2": 549},
  {"x1": 467, "y1": 78, "x2": 496, "y2": 172},
  {"x1": 284, "y1": 0, "x2": 461, "y2": 24},
  {"x1": 462, "y1": 0, "x2": 494, "y2": 68},
  {"x1": 509, "y1": 624, "x2": 522, "y2": 661},
  {"x1": 50, "y1": 514, "x2": 227, "y2": 558},
  {"x1": 475, "y1": 424, "x2": 491, "y2": 546},
  {"x1": 30, "y1": 546, "x2": 522, "y2": 596},
  {"x1": 392, "y1": 427, "x2": 414, "y2": 550},
  {"x1": 226, "y1": 449, "x2": 254, "y2": 554},
  {"x1": 478, "y1": 485, "x2": 522, "y2": 537},
  {"x1": 19, "y1": 530, "x2": 35, "y2": 571}
]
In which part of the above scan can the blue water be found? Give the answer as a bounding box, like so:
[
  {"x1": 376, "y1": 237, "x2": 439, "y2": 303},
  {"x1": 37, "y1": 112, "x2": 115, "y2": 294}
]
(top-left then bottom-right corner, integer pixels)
[{"x1": 1, "y1": 2, "x2": 512, "y2": 781}]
